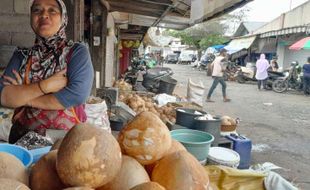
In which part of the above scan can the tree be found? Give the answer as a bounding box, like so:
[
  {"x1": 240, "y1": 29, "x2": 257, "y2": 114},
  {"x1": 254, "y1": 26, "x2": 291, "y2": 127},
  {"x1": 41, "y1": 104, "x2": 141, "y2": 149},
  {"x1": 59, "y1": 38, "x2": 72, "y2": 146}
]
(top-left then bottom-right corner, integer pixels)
[
  {"x1": 199, "y1": 34, "x2": 227, "y2": 50},
  {"x1": 163, "y1": 20, "x2": 228, "y2": 58},
  {"x1": 162, "y1": 6, "x2": 249, "y2": 57}
]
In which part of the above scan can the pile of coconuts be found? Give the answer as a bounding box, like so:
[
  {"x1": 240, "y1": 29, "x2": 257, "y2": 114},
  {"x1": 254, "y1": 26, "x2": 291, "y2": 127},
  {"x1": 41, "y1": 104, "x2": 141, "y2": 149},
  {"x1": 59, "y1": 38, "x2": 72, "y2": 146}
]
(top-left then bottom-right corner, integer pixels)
[
  {"x1": 119, "y1": 93, "x2": 177, "y2": 124},
  {"x1": 2, "y1": 111, "x2": 210, "y2": 190}
]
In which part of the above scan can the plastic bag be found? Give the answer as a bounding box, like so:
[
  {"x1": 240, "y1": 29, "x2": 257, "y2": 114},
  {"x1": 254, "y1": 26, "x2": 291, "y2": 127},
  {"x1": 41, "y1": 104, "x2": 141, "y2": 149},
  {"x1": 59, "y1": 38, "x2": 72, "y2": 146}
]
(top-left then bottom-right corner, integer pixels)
[
  {"x1": 0, "y1": 108, "x2": 14, "y2": 142},
  {"x1": 85, "y1": 96, "x2": 111, "y2": 133},
  {"x1": 154, "y1": 93, "x2": 177, "y2": 107},
  {"x1": 205, "y1": 165, "x2": 266, "y2": 190},
  {"x1": 187, "y1": 78, "x2": 206, "y2": 106},
  {"x1": 15, "y1": 131, "x2": 53, "y2": 150}
]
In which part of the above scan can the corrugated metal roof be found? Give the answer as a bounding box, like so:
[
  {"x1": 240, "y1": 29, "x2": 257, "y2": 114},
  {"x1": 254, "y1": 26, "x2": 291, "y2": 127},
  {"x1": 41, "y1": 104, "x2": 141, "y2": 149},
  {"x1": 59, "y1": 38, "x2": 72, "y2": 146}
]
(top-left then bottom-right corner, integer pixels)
[
  {"x1": 234, "y1": 22, "x2": 267, "y2": 37},
  {"x1": 243, "y1": 22, "x2": 267, "y2": 32}
]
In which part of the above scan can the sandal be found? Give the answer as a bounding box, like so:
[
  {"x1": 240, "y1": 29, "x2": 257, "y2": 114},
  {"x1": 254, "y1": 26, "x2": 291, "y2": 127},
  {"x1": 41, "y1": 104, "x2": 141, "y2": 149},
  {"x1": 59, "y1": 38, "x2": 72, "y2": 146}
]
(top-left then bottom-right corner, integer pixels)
[
  {"x1": 206, "y1": 99, "x2": 215, "y2": 102},
  {"x1": 223, "y1": 98, "x2": 231, "y2": 102}
]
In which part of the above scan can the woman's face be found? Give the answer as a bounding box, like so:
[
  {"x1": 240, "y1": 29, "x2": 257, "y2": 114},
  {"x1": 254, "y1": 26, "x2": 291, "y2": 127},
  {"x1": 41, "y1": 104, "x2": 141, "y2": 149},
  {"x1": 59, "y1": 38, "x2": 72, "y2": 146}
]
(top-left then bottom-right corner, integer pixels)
[{"x1": 31, "y1": 0, "x2": 62, "y2": 38}]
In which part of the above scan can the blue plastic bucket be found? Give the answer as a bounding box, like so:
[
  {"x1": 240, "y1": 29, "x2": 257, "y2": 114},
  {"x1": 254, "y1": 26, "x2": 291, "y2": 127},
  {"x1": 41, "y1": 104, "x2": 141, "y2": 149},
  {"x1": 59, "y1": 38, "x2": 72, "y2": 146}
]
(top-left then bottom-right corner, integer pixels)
[
  {"x1": 0, "y1": 144, "x2": 33, "y2": 167},
  {"x1": 171, "y1": 129, "x2": 214, "y2": 161}
]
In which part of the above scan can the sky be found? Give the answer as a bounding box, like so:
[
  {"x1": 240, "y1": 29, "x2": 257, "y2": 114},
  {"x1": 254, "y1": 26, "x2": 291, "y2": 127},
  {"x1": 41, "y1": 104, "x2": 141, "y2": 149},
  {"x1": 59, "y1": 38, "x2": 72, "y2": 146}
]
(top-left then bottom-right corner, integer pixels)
[{"x1": 244, "y1": 0, "x2": 309, "y2": 22}]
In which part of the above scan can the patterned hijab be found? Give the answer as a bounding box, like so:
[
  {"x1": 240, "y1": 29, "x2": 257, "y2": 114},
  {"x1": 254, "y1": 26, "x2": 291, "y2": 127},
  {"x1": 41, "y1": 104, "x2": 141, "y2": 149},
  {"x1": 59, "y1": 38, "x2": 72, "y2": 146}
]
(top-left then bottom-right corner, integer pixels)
[
  {"x1": 13, "y1": 0, "x2": 84, "y2": 133},
  {"x1": 19, "y1": 0, "x2": 73, "y2": 83}
]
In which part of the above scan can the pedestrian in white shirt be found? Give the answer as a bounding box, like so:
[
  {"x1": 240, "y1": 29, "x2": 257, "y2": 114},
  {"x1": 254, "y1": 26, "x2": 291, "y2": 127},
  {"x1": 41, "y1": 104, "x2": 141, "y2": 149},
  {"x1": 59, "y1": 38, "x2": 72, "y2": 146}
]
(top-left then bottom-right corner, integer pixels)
[
  {"x1": 206, "y1": 49, "x2": 231, "y2": 102},
  {"x1": 255, "y1": 54, "x2": 270, "y2": 90}
]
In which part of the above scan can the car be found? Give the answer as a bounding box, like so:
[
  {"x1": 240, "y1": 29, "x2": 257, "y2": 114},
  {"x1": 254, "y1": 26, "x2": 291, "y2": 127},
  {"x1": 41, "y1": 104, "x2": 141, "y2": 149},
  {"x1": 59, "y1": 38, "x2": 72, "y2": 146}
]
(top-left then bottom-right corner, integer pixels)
[
  {"x1": 178, "y1": 52, "x2": 193, "y2": 64},
  {"x1": 165, "y1": 54, "x2": 179, "y2": 64}
]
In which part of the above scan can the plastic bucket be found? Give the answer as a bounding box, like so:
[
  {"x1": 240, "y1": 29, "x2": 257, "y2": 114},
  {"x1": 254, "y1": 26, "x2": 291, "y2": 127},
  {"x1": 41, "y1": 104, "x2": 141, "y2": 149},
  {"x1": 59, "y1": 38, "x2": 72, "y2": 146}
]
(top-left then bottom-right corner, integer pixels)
[
  {"x1": 109, "y1": 117, "x2": 125, "y2": 131},
  {"x1": 176, "y1": 108, "x2": 206, "y2": 128},
  {"x1": 207, "y1": 147, "x2": 240, "y2": 168},
  {"x1": 0, "y1": 143, "x2": 33, "y2": 167},
  {"x1": 158, "y1": 77, "x2": 177, "y2": 95},
  {"x1": 192, "y1": 116, "x2": 221, "y2": 146},
  {"x1": 171, "y1": 129, "x2": 214, "y2": 161}
]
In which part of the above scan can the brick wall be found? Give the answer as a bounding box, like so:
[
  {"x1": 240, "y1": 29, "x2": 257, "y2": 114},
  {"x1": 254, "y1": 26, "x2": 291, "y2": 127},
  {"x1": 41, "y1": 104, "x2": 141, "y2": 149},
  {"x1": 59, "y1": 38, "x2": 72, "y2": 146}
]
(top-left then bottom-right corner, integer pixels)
[
  {"x1": 0, "y1": 0, "x2": 34, "y2": 67},
  {"x1": 0, "y1": 0, "x2": 34, "y2": 47}
]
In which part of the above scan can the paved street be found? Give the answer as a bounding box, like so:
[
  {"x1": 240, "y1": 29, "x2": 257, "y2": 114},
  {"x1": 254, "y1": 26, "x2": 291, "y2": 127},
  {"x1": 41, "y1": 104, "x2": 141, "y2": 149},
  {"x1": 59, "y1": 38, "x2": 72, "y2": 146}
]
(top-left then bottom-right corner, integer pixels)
[{"x1": 167, "y1": 63, "x2": 310, "y2": 189}]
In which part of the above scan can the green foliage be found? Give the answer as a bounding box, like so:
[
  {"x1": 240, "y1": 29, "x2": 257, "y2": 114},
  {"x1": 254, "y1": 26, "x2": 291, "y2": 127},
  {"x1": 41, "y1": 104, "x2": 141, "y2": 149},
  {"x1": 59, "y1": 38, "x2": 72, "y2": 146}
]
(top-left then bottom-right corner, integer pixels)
[
  {"x1": 199, "y1": 34, "x2": 227, "y2": 50},
  {"x1": 162, "y1": 6, "x2": 250, "y2": 50},
  {"x1": 163, "y1": 29, "x2": 227, "y2": 50}
]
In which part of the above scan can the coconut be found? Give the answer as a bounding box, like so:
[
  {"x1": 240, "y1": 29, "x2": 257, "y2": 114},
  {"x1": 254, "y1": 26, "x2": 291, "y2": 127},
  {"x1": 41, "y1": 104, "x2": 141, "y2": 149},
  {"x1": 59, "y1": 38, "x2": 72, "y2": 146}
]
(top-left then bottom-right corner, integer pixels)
[
  {"x1": 98, "y1": 155, "x2": 150, "y2": 190},
  {"x1": 63, "y1": 187, "x2": 94, "y2": 190},
  {"x1": 151, "y1": 151, "x2": 209, "y2": 190},
  {"x1": 145, "y1": 139, "x2": 186, "y2": 176},
  {"x1": 221, "y1": 116, "x2": 232, "y2": 125},
  {"x1": 0, "y1": 152, "x2": 29, "y2": 186},
  {"x1": 118, "y1": 111, "x2": 171, "y2": 165},
  {"x1": 130, "y1": 182, "x2": 166, "y2": 190},
  {"x1": 0, "y1": 178, "x2": 30, "y2": 190},
  {"x1": 165, "y1": 139, "x2": 187, "y2": 156},
  {"x1": 30, "y1": 150, "x2": 65, "y2": 190},
  {"x1": 50, "y1": 138, "x2": 63, "y2": 151},
  {"x1": 56, "y1": 123, "x2": 122, "y2": 188}
]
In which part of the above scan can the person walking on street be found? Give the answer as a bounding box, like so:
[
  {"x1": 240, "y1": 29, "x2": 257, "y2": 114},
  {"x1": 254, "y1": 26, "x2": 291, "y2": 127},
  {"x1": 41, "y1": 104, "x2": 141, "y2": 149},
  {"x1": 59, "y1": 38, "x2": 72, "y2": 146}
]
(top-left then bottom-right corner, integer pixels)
[
  {"x1": 303, "y1": 57, "x2": 310, "y2": 95},
  {"x1": 255, "y1": 54, "x2": 270, "y2": 90},
  {"x1": 206, "y1": 49, "x2": 231, "y2": 102}
]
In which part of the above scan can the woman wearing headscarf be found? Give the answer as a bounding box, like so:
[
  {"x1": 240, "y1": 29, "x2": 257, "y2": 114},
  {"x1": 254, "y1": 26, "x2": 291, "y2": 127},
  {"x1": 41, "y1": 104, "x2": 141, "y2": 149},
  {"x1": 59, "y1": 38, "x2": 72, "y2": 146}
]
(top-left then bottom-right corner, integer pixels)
[
  {"x1": 0, "y1": 0, "x2": 94, "y2": 143},
  {"x1": 255, "y1": 54, "x2": 270, "y2": 90}
]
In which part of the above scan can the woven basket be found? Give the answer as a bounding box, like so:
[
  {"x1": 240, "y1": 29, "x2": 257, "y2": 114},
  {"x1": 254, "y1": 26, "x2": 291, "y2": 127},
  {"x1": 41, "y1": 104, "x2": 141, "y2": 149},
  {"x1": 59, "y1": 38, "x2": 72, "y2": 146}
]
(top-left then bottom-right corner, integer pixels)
[{"x1": 221, "y1": 124, "x2": 237, "y2": 132}]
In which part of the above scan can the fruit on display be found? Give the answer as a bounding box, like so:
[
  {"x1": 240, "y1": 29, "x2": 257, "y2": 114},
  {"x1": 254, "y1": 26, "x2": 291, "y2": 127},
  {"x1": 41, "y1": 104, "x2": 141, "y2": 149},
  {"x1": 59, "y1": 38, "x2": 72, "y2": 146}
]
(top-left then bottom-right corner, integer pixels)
[
  {"x1": 56, "y1": 123, "x2": 122, "y2": 188},
  {"x1": 30, "y1": 150, "x2": 65, "y2": 190},
  {"x1": 165, "y1": 139, "x2": 187, "y2": 156},
  {"x1": 0, "y1": 178, "x2": 30, "y2": 190},
  {"x1": 118, "y1": 111, "x2": 172, "y2": 165},
  {"x1": 63, "y1": 187, "x2": 94, "y2": 190},
  {"x1": 144, "y1": 139, "x2": 187, "y2": 176},
  {"x1": 1, "y1": 108, "x2": 212, "y2": 190},
  {"x1": 50, "y1": 138, "x2": 63, "y2": 151},
  {"x1": 0, "y1": 152, "x2": 29, "y2": 186},
  {"x1": 114, "y1": 79, "x2": 133, "y2": 91},
  {"x1": 98, "y1": 155, "x2": 150, "y2": 190},
  {"x1": 151, "y1": 151, "x2": 210, "y2": 190},
  {"x1": 119, "y1": 93, "x2": 177, "y2": 124},
  {"x1": 130, "y1": 182, "x2": 166, "y2": 190},
  {"x1": 221, "y1": 116, "x2": 236, "y2": 126}
]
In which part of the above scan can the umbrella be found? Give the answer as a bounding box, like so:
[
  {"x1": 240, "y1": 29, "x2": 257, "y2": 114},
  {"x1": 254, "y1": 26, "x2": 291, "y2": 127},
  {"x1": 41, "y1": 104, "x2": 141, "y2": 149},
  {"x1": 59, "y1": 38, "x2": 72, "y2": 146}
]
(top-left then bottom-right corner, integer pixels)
[{"x1": 289, "y1": 36, "x2": 310, "y2": 50}]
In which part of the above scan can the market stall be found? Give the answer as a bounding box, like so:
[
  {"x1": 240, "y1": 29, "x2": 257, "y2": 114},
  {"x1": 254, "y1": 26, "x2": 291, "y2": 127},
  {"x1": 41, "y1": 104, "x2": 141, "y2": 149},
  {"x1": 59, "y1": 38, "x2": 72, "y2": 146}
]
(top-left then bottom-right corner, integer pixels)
[{"x1": 0, "y1": 80, "x2": 299, "y2": 190}]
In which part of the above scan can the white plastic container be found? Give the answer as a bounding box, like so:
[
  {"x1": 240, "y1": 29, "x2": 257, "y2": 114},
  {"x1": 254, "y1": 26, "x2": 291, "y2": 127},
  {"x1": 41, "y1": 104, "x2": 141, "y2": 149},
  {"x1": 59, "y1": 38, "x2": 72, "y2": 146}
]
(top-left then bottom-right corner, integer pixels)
[{"x1": 207, "y1": 147, "x2": 240, "y2": 168}]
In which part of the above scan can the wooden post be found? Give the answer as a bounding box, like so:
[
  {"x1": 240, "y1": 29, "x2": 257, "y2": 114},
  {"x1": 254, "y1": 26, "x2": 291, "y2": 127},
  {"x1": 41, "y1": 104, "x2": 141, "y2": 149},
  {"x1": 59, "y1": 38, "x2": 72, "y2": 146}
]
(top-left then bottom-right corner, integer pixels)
[
  {"x1": 63, "y1": 0, "x2": 84, "y2": 41},
  {"x1": 91, "y1": 0, "x2": 107, "y2": 90}
]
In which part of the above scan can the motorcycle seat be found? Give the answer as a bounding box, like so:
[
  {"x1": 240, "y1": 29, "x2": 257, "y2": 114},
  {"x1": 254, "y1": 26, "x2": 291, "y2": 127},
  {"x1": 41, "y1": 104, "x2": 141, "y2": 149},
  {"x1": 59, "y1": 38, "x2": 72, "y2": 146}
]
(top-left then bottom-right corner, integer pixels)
[{"x1": 268, "y1": 71, "x2": 285, "y2": 76}]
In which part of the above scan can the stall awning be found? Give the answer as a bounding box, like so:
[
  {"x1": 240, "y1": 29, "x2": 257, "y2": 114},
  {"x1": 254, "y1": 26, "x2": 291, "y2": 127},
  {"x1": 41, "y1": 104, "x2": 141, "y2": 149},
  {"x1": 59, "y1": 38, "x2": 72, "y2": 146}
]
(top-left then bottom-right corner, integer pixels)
[
  {"x1": 257, "y1": 38, "x2": 277, "y2": 53},
  {"x1": 224, "y1": 36, "x2": 256, "y2": 54}
]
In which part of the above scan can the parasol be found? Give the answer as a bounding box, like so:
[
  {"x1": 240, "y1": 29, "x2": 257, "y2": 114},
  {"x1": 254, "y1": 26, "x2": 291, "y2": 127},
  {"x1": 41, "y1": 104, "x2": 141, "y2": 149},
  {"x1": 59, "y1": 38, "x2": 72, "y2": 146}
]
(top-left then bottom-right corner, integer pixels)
[{"x1": 289, "y1": 36, "x2": 310, "y2": 50}]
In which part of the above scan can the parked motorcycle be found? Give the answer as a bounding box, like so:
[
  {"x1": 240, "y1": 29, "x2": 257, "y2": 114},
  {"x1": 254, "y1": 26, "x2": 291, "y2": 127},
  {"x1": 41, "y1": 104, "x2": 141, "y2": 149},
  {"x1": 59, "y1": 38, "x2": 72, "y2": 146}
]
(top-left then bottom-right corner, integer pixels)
[
  {"x1": 224, "y1": 61, "x2": 240, "y2": 81},
  {"x1": 236, "y1": 64, "x2": 257, "y2": 84},
  {"x1": 142, "y1": 67, "x2": 174, "y2": 93},
  {"x1": 197, "y1": 53, "x2": 215, "y2": 71},
  {"x1": 124, "y1": 58, "x2": 146, "y2": 85},
  {"x1": 236, "y1": 63, "x2": 286, "y2": 89},
  {"x1": 272, "y1": 61, "x2": 303, "y2": 93}
]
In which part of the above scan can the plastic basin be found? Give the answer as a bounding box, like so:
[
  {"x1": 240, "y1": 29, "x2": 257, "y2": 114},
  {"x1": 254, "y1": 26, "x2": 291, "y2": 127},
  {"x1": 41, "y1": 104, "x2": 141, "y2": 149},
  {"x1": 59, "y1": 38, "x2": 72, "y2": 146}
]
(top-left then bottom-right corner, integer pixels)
[
  {"x1": 175, "y1": 108, "x2": 207, "y2": 128},
  {"x1": 0, "y1": 143, "x2": 33, "y2": 167},
  {"x1": 29, "y1": 146, "x2": 52, "y2": 164},
  {"x1": 171, "y1": 129, "x2": 214, "y2": 161}
]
